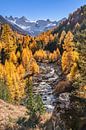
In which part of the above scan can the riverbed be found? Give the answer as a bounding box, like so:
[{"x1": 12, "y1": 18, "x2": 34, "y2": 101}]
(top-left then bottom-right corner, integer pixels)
[
  {"x1": 32, "y1": 62, "x2": 60, "y2": 112},
  {"x1": 32, "y1": 62, "x2": 86, "y2": 130}
]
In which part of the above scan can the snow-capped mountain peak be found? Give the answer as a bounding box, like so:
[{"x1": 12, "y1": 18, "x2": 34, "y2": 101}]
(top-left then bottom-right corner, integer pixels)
[{"x1": 5, "y1": 16, "x2": 66, "y2": 36}]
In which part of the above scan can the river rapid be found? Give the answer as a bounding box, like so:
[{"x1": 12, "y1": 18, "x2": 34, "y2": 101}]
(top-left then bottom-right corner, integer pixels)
[{"x1": 32, "y1": 62, "x2": 86, "y2": 130}]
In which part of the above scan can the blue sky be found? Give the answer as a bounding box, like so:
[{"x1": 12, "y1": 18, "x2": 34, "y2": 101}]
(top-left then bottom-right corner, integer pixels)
[{"x1": 0, "y1": 0, "x2": 86, "y2": 21}]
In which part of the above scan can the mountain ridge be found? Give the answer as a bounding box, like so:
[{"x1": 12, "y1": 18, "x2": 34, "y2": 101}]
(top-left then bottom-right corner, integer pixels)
[
  {"x1": 5, "y1": 16, "x2": 66, "y2": 36},
  {"x1": 0, "y1": 15, "x2": 29, "y2": 35}
]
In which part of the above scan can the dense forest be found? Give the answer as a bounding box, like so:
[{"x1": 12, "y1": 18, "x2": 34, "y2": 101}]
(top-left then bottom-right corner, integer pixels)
[{"x1": 0, "y1": 5, "x2": 86, "y2": 130}]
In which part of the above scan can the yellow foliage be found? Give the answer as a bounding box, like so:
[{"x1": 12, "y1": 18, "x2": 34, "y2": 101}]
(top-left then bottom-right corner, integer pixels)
[
  {"x1": 72, "y1": 51, "x2": 79, "y2": 62},
  {"x1": 35, "y1": 30, "x2": 54, "y2": 45},
  {"x1": 0, "y1": 61, "x2": 26, "y2": 102},
  {"x1": 34, "y1": 49, "x2": 47, "y2": 61},
  {"x1": 63, "y1": 31, "x2": 75, "y2": 51},
  {"x1": 62, "y1": 31, "x2": 79, "y2": 79},
  {"x1": 62, "y1": 51, "x2": 72, "y2": 72},
  {"x1": 16, "y1": 51, "x2": 21, "y2": 59},
  {"x1": 29, "y1": 41, "x2": 37, "y2": 50},
  {"x1": 17, "y1": 36, "x2": 23, "y2": 44},
  {"x1": 4, "y1": 61, "x2": 25, "y2": 101},
  {"x1": 49, "y1": 48, "x2": 60, "y2": 62},
  {"x1": 0, "y1": 64, "x2": 5, "y2": 79},
  {"x1": 22, "y1": 48, "x2": 33, "y2": 68},
  {"x1": 10, "y1": 51, "x2": 17, "y2": 64},
  {"x1": 17, "y1": 64, "x2": 25, "y2": 77},
  {"x1": 0, "y1": 41, "x2": 2, "y2": 51},
  {"x1": 59, "y1": 30, "x2": 66, "y2": 43},
  {"x1": 23, "y1": 35, "x2": 31, "y2": 48},
  {"x1": 0, "y1": 24, "x2": 41, "y2": 103},
  {"x1": 62, "y1": 51, "x2": 79, "y2": 73},
  {"x1": 67, "y1": 63, "x2": 78, "y2": 80},
  {"x1": 29, "y1": 59, "x2": 39, "y2": 74},
  {"x1": 49, "y1": 34, "x2": 54, "y2": 42},
  {"x1": 1, "y1": 24, "x2": 16, "y2": 52}
]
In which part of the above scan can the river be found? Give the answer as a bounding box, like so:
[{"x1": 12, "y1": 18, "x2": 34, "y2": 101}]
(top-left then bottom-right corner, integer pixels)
[
  {"x1": 32, "y1": 62, "x2": 60, "y2": 112},
  {"x1": 32, "y1": 62, "x2": 70, "y2": 113},
  {"x1": 32, "y1": 62, "x2": 86, "y2": 130}
]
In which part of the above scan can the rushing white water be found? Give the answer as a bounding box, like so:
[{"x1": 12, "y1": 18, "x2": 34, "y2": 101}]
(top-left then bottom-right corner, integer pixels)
[
  {"x1": 32, "y1": 63, "x2": 71, "y2": 113},
  {"x1": 33, "y1": 63, "x2": 59, "y2": 112}
]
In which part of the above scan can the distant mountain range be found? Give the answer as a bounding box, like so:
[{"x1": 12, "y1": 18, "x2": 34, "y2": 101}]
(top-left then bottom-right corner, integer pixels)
[
  {"x1": 0, "y1": 15, "x2": 28, "y2": 35},
  {"x1": 0, "y1": 5, "x2": 85, "y2": 37},
  {"x1": 5, "y1": 16, "x2": 66, "y2": 36}
]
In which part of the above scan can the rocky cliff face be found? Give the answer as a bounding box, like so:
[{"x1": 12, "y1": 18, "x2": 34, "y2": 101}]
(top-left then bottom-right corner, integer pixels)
[{"x1": 52, "y1": 5, "x2": 86, "y2": 35}]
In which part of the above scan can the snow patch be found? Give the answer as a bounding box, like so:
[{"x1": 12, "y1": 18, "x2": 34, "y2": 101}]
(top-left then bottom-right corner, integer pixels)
[{"x1": 46, "y1": 23, "x2": 56, "y2": 27}]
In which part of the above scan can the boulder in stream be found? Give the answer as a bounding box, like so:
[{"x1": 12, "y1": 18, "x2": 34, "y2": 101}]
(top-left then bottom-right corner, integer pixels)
[{"x1": 53, "y1": 80, "x2": 73, "y2": 95}]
